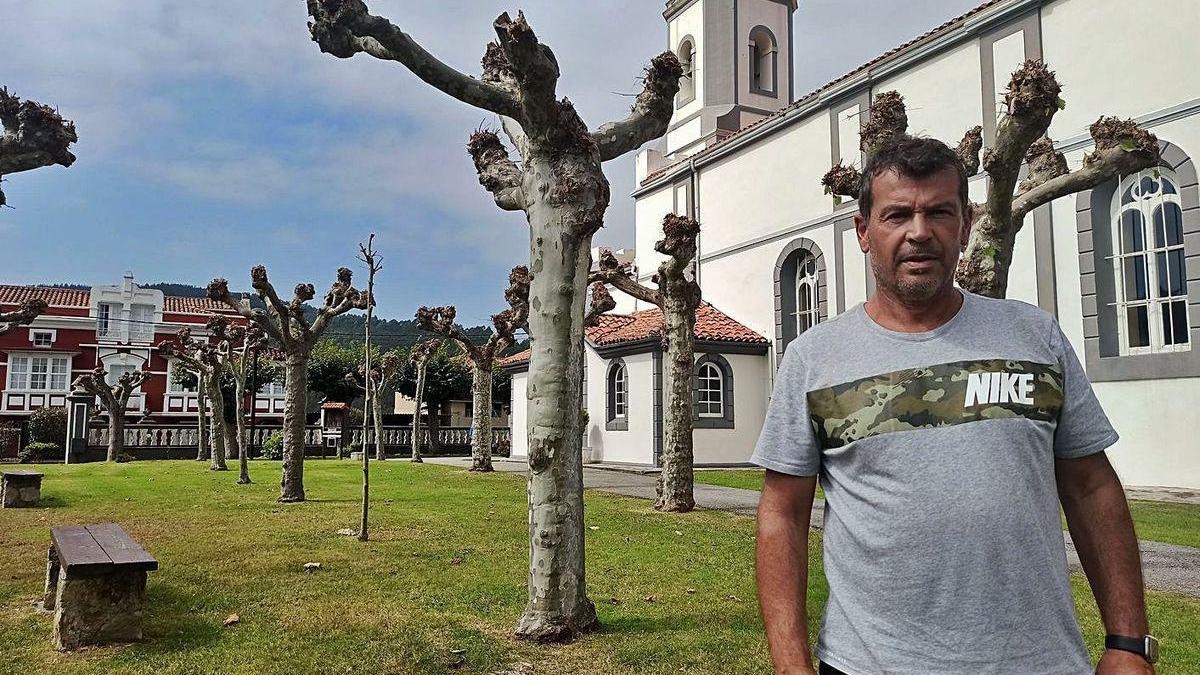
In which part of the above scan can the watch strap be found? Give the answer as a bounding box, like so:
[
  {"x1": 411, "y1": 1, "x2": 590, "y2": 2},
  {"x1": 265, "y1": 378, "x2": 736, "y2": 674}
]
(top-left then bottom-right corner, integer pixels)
[{"x1": 1105, "y1": 634, "x2": 1155, "y2": 663}]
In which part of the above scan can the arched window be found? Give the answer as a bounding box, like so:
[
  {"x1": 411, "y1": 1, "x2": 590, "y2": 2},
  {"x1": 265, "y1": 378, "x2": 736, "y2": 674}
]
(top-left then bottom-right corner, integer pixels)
[
  {"x1": 774, "y1": 238, "x2": 826, "y2": 364},
  {"x1": 677, "y1": 38, "x2": 696, "y2": 106},
  {"x1": 1111, "y1": 168, "x2": 1191, "y2": 354},
  {"x1": 748, "y1": 26, "x2": 777, "y2": 97},
  {"x1": 696, "y1": 362, "x2": 723, "y2": 417},
  {"x1": 795, "y1": 253, "x2": 820, "y2": 335},
  {"x1": 606, "y1": 359, "x2": 628, "y2": 431},
  {"x1": 693, "y1": 354, "x2": 735, "y2": 428}
]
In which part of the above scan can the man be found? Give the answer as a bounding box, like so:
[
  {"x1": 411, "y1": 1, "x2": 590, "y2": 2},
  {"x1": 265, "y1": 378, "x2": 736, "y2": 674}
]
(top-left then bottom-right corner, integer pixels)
[{"x1": 752, "y1": 136, "x2": 1157, "y2": 674}]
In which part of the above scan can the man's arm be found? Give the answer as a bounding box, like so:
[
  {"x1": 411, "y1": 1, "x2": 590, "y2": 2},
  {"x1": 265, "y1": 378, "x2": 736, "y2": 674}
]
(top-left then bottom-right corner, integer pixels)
[
  {"x1": 757, "y1": 470, "x2": 819, "y2": 674},
  {"x1": 1056, "y1": 452, "x2": 1154, "y2": 674}
]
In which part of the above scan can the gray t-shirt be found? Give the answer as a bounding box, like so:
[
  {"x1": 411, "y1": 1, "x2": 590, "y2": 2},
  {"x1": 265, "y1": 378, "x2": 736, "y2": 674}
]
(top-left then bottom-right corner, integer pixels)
[{"x1": 752, "y1": 290, "x2": 1117, "y2": 675}]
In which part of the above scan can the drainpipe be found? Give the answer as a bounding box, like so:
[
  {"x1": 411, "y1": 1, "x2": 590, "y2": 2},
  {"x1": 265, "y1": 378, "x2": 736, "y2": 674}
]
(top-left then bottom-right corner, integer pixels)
[{"x1": 690, "y1": 157, "x2": 701, "y2": 288}]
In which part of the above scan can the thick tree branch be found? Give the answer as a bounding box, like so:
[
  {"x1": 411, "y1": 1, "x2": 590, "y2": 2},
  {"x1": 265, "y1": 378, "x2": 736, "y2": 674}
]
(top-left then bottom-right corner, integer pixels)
[
  {"x1": 310, "y1": 266, "x2": 370, "y2": 340},
  {"x1": 860, "y1": 91, "x2": 908, "y2": 154},
  {"x1": 72, "y1": 366, "x2": 148, "y2": 413},
  {"x1": 956, "y1": 125, "x2": 983, "y2": 176},
  {"x1": 983, "y1": 61, "x2": 1062, "y2": 225},
  {"x1": 416, "y1": 305, "x2": 481, "y2": 363},
  {"x1": 468, "y1": 129, "x2": 526, "y2": 211},
  {"x1": 491, "y1": 11, "x2": 560, "y2": 127},
  {"x1": 0, "y1": 298, "x2": 47, "y2": 336},
  {"x1": 490, "y1": 265, "x2": 531, "y2": 355},
  {"x1": 583, "y1": 282, "x2": 615, "y2": 328},
  {"x1": 591, "y1": 51, "x2": 683, "y2": 162},
  {"x1": 0, "y1": 88, "x2": 78, "y2": 207},
  {"x1": 590, "y1": 249, "x2": 658, "y2": 305},
  {"x1": 207, "y1": 277, "x2": 287, "y2": 347},
  {"x1": 306, "y1": 0, "x2": 521, "y2": 119},
  {"x1": 821, "y1": 164, "x2": 861, "y2": 199},
  {"x1": 1013, "y1": 117, "x2": 1158, "y2": 222}
]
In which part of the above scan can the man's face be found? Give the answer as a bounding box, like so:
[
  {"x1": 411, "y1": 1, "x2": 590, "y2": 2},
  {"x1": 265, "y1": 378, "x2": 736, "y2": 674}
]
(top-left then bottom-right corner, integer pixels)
[{"x1": 855, "y1": 167, "x2": 970, "y2": 305}]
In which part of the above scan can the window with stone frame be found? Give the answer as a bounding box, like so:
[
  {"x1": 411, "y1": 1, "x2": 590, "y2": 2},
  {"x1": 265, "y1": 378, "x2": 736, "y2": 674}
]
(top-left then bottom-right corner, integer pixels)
[
  {"x1": 749, "y1": 27, "x2": 777, "y2": 97},
  {"x1": 606, "y1": 359, "x2": 629, "y2": 431},
  {"x1": 677, "y1": 38, "x2": 696, "y2": 106},
  {"x1": 696, "y1": 361, "x2": 724, "y2": 417},
  {"x1": 1110, "y1": 168, "x2": 1191, "y2": 355}
]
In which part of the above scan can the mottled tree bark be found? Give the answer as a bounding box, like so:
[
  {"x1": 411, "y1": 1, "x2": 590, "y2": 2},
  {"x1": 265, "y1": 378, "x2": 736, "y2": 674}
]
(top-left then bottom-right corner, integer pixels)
[
  {"x1": 195, "y1": 378, "x2": 210, "y2": 462},
  {"x1": 590, "y1": 215, "x2": 701, "y2": 512},
  {"x1": 208, "y1": 265, "x2": 369, "y2": 502},
  {"x1": 207, "y1": 378, "x2": 229, "y2": 471},
  {"x1": 306, "y1": 0, "x2": 679, "y2": 641},
  {"x1": 70, "y1": 367, "x2": 148, "y2": 463},
  {"x1": 416, "y1": 267, "x2": 529, "y2": 474},
  {"x1": 821, "y1": 62, "x2": 1159, "y2": 299},
  {"x1": 409, "y1": 339, "x2": 439, "y2": 463},
  {"x1": 426, "y1": 400, "x2": 443, "y2": 454},
  {"x1": 0, "y1": 88, "x2": 77, "y2": 208}
]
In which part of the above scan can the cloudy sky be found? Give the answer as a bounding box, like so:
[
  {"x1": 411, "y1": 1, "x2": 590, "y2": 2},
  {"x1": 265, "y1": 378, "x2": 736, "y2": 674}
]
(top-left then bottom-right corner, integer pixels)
[{"x1": 2, "y1": 0, "x2": 982, "y2": 325}]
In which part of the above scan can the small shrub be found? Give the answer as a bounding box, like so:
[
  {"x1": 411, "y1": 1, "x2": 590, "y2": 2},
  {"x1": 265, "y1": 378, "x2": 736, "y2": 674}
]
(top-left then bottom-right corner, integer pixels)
[
  {"x1": 116, "y1": 451, "x2": 136, "y2": 463},
  {"x1": 19, "y1": 441, "x2": 60, "y2": 464},
  {"x1": 28, "y1": 407, "x2": 68, "y2": 447},
  {"x1": 262, "y1": 431, "x2": 284, "y2": 460}
]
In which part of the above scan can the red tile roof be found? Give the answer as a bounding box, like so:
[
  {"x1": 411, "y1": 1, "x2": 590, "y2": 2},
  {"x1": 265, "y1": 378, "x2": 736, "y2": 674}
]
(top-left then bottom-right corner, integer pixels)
[
  {"x1": 0, "y1": 285, "x2": 90, "y2": 308},
  {"x1": 499, "y1": 303, "x2": 767, "y2": 368},
  {"x1": 321, "y1": 401, "x2": 350, "y2": 410},
  {"x1": 641, "y1": 0, "x2": 1005, "y2": 186},
  {"x1": 0, "y1": 284, "x2": 237, "y2": 315}
]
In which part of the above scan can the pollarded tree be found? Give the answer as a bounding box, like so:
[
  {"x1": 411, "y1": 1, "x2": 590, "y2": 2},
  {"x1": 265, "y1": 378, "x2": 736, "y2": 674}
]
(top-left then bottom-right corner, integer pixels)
[
  {"x1": 589, "y1": 215, "x2": 702, "y2": 512},
  {"x1": 406, "y1": 338, "x2": 440, "y2": 463},
  {"x1": 71, "y1": 366, "x2": 148, "y2": 462},
  {"x1": 208, "y1": 265, "x2": 370, "y2": 502},
  {"x1": 416, "y1": 266, "x2": 530, "y2": 473},
  {"x1": 306, "y1": 2, "x2": 680, "y2": 640},
  {"x1": 0, "y1": 88, "x2": 77, "y2": 208},
  {"x1": 347, "y1": 348, "x2": 406, "y2": 462},
  {"x1": 0, "y1": 298, "x2": 47, "y2": 336},
  {"x1": 170, "y1": 361, "x2": 211, "y2": 462},
  {"x1": 158, "y1": 326, "x2": 230, "y2": 472},
  {"x1": 209, "y1": 316, "x2": 270, "y2": 484},
  {"x1": 821, "y1": 62, "x2": 1159, "y2": 298}
]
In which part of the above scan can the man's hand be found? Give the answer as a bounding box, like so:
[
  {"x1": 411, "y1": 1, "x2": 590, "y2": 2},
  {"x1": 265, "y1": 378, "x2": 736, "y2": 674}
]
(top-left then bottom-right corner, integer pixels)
[{"x1": 1096, "y1": 649, "x2": 1154, "y2": 674}]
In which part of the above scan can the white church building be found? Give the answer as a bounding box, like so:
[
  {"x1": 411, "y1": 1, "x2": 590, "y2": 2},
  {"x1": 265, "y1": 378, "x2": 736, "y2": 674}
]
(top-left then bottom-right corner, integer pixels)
[{"x1": 505, "y1": 0, "x2": 1200, "y2": 489}]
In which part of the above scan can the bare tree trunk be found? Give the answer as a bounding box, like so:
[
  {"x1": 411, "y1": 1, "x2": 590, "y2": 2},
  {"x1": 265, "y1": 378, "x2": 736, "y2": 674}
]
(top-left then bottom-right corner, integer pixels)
[
  {"x1": 208, "y1": 381, "x2": 228, "y2": 471},
  {"x1": 235, "y1": 376, "x2": 251, "y2": 484},
  {"x1": 280, "y1": 352, "x2": 309, "y2": 502},
  {"x1": 372, "y1": 387, "x2": 386, "y2": 461},
  {"x1": 411, "y1": 364, "x2": 426, "y2": 463},
  {"x1": 515, "y1": 200, "x2": 597, "y2": 642},
  {"x1": 470, "y1": 366, "x2": 494, "y2": 472},
  {"x1": 426, "y1": 400, "x2": 443, "y2": 454},
  {"x1": 195, "y1": 381, "x2": 210, "y2": 461},
  {"x1": 107, "y1": 413, "x2": 124, "y2": 463},
  {"x1": 657, "y1": 299, "x2": 696, "y2": 512}
]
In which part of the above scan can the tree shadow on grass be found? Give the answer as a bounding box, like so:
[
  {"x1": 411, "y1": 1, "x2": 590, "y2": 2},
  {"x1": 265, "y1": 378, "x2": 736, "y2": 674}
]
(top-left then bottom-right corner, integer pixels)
[
  {"x1": 33, "y1": 496, "x2": 67, "y2": 509},
  {"x1": 125, "y1": 583, "x2": 228, "y2": 655}
]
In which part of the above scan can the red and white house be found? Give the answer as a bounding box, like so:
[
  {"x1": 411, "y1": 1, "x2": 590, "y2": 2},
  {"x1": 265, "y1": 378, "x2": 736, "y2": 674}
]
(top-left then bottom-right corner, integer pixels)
[{"x1": 0, "y1": 273, "x2": 286, "y2": 434}]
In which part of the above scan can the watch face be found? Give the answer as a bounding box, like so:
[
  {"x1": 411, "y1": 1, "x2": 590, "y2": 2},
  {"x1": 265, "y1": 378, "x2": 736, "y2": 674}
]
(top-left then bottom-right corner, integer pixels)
[{"x1": 1146, "y1": 636, "x2": 1160, "y2": 663}]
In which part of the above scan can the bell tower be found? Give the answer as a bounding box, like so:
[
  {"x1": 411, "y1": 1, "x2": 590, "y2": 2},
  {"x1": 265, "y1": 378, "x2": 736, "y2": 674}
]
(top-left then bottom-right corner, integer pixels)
[{"x1": 658, "y1": 0, "x2": 797, "y2": 160}]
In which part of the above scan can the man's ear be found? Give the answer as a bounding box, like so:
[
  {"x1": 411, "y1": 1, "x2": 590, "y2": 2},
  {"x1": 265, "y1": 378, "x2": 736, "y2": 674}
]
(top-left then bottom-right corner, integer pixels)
[
  {"x1": 959, "y1": 209, "x2": 973, "y2": 250},
  {"x1": 855, "y1": 213, "x2": 869, "y2": 254}
]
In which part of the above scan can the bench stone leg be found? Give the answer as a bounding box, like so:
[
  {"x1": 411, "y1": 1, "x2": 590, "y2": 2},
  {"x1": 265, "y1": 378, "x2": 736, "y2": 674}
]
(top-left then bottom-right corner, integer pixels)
[
  {"x1": 42, "y1": 547, "x2": 60, "y2": 611},
  {"x1": 1, "y1": 476, "x2": 41, "y2": 508},
  {"x1": 52, "y1": 570, "x2": 148, "y2": 651}
]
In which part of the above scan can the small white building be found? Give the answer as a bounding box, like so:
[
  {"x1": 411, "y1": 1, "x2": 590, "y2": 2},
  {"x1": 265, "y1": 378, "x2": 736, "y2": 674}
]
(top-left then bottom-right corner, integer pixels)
[
  {"x1": 502, "y1": 304, "x2": 769, "y2": 467},
  {"x1": 508, "y1": 0, "x2": 1200, "y2": 487}
]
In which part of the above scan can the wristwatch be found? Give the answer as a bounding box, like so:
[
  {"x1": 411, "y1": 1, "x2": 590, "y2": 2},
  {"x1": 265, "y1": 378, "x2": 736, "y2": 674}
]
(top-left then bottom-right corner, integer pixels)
[{"x1": 1105, "y1": 634, "x2": 1160, "y2": 664}]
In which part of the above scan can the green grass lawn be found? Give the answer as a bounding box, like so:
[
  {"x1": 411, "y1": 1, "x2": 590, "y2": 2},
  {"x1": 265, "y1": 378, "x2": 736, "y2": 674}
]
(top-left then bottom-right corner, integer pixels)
[
  {"x1": 695, "y1": 470, "x2": 1200, "y2": 549},
  {"x1": 0, "y1": 461, "x2": 1196, "y2": 674}
]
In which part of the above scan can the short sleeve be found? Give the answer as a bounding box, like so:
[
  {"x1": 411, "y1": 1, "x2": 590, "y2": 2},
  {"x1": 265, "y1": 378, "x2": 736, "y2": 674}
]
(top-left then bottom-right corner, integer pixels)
[
  {"x1": 1051, "y1": 320, "x2": 1119, "y2": 459},
  {"x1": 750, "y1": 340, "x2": 822, "y2": 476}
]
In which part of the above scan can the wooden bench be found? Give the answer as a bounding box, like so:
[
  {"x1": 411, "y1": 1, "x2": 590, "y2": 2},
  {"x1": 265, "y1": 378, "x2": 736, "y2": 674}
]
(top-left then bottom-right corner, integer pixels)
[
  {"x1": 43, "y1": 524, "x2": 159, "y2": 650},
  {"x1": 1, "y1": 469, "x2": 43, "y2": 508}
]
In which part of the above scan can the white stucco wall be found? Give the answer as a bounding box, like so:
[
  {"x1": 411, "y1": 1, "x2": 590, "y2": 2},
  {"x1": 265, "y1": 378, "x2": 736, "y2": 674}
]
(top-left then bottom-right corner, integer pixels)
[
  {"x1": 508, "y1": 371, "x2": 528, "y2": 460},
  {"x1": 697, "y1": 114, "x2": 832, "y2": 254},
  {"x1": 1042, "y1": 0, "x2": 1200, "y2": 141},
  {"x1": 693, "y1": 352, "x2": 769, "y2": 464},
  {"x1": 634, "y1": 185, "x2": 676, "y2": 295},
  {"x1": 874, "y1": 40, "x2": 983, "y2": 145},
  {"x1": 586, "y1": 350, "x2": 657, "y2": 465}
]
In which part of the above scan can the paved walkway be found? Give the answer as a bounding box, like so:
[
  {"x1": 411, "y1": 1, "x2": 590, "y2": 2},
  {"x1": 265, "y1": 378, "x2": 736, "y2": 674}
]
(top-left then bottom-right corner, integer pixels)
[{"x1": 429, "y1": 457, "x2": 1200, "y2": 598}]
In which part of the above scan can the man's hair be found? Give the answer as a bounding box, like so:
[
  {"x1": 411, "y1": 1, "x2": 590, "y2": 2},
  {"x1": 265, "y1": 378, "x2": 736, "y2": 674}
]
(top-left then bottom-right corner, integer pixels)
[{"x1": 858, "y1": 135, "x2": 969, "y2": 219}]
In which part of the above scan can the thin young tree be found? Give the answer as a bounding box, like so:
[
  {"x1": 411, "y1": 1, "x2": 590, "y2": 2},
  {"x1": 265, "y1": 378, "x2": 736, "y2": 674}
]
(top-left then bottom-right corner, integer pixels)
[
  {"x1": 306, "y1": 1, "x2": 679, "y2": 639},
  {"x1": 159, "y1": 326, "x2": 230, "y2": 471},
  {"x1": 416, "y1": 266, "x2": 529, "y2": 473},
  {"x1": 348, "y1": 348, "x2": 406, "y2": 462},
  {"x1": 0, "y1": 298, "x2": 47, "y2": 336},
  {"x1": 0, "y1": 88, "x2": 77, "y2": 208},
  {"x1": 357, "y1": 234, "x2": 381, "y2": 541},
  {"x1": 589, "y1": 215, "x2": 701, "y2": 512},
  {"x1": 168, "y1": 361, "x2": 211, "y2": 462},
  {"x1": 70, "y1": 366, "x2": 149, "y2": 462},
  {"x1": 821, "y1": 61, "x2": 1159, "y2": 298},
  {"x1": 216, "y1": 318, "x2": 269, "y2": 484},
  {"x1": 208, "y1": 265, "x2": 370, "y2": 502},
  {"x1": 407, "y1": 338, "x2": 440, "y2": 462}
]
